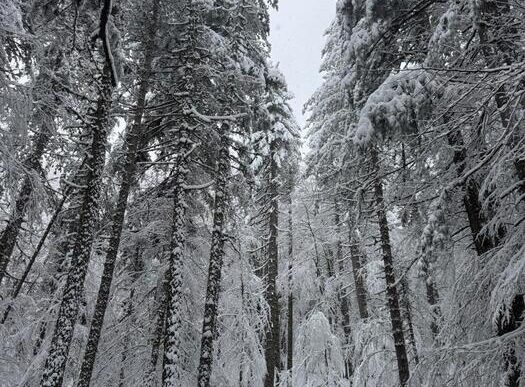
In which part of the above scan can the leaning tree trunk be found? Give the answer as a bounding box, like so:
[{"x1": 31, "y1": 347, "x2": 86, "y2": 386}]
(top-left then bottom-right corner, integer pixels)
[
  {"x1": 1, "y1": 192, "x2": 67, "y2": 324},
  {"x1": 370, "y1": 147, "x2": 410, "y2": 386},
  {"x1": 76, "y1": 5, "x2": 157, "y2": 384},
  {"x1": 264, "y1": 139, "x2": 281, "y2": 387},
  {"x1": 197, "y1": 123, "x2": 230, "y2": 387},
  {"x1": 39, "y1": 3, "x2": 116, "y2": 385},
  {"x1": 40, "y1": 68, "x2": 113, "y2": 387}
]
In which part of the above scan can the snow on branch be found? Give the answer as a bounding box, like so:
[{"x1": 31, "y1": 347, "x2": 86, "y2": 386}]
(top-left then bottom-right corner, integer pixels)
[
  {"x1": 353, "y1": 68, "x2": 439, "y2": 144},
  {"x1": 182, "y1": 180, "x2": 214, "y2": 190},
  {"x1": 184, "y1": 107, "x2": 247, "y2": 123}
]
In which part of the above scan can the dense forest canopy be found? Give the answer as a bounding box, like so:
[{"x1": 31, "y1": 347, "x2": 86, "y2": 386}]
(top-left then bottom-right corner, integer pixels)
[{"x1": 0, "y1": 0, "x2": 524, "y2": 386}]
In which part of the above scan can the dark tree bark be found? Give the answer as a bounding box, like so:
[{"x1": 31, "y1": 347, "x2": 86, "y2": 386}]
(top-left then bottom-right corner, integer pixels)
[
  {"x1": 447, "y1": 129, "x2": 501, "y2": 255},
  {"x1": 162, "y1": 137, "x2": 192, "y2": 386},
  {"x1": 334, "y1": 199, "x2": 353, "y2": 379},
  {"x1": 264, "y1": 139, "x2": 281, "y2": 387},
  {"x1": 197, "y1": 123, "x2": 230, "y2": 387},
  {"x1": 40, "y1": 65, "x2": 113, "y2": 387},
  {"x1": 117, "y1": 246, "x2": 144, "y2": 387},
  {"x1": 39, "y1": 2, "x2": 117, "y2": 384},
  {"x1": 371, "y1": 147, "x2": 410, "y2": 386},
  {"x1": 286, "y1": 193, "x2": 293, "y2": 376},
  {"x1": 76, "y1": 4, "x2": 157, "y2": 384},
  {"x1": 495, "y1": 295, "x2": 525, "y2": 387},
  {"x1": 145, "y1": 274, "x2": 169, "y2": 387},
  {"x1": 117, "y1": 288, "x2": 136, "y2": 387},
  {"x1": 348, "y1": 226, "x2": 369, "y2": 320},
  {"x1": 400, "y1": 277, "x2": 419, "y2": 365}
]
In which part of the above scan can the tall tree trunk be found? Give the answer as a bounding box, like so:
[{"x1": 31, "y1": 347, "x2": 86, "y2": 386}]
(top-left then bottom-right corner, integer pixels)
[
  {"x1": 334, "y1": 199, "x2": 353, "y2": 380},
  {"x1": 162, "y1": 135, "x2": 193, "y2": 386},
  {"x1": 30, "y1": 161, "x2": 89, "y2": 357},
  {"x1": 116, "y1": 245, "x2": 143, "y2": 386},
  {"x1": 286, "y1": 194, "x2": 293, "y2": 378},
  {"x1": 348, "y1": 226, "x2": 369, "y2": 320},
  {"x1": 447, "y1": 129, "x2": 500, "y2": 255},
  {"x1": 264, "y1": 139, "x2": 281, "y2": 387},
  {"x1": 399, "y1": 278, "x2": 419, "y2": 365},
  {"x1": 146, "y1": 274, "x2": 169, "y2": 387},
  {"x1": 197, "y1": 123, "x2": 230, "y2": 387},
  {"x1": 76, "y1": 4, "x2": 157, "y2": 384},
  {"x1": 118, "y1": 247, "x2": 144, "y2": 387},
  {"x1": 40, "y1": 2, "x2": 116, "y2": 384},
  {"x1": 371, "y1": 147, "x2": 410, "y2": 386},
  {"x1": 40, "y1": 66, "x2": 113, "y2": 387},
  {"x1": 117, "y1": 288, "x2": 135, "y2": 387}
]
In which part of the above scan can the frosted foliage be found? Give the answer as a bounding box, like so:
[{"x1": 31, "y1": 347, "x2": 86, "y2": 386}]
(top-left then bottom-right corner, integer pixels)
[
  {"x1": 425, "y1": 2, "x2": 463, "y2": 66},
  {"x1": 292, "y1": 312, "x2": 346, "y2": 387},
  {"x1": 490, "y1": 224, "x2": 525, "y2": 322},
  {"x1": 420, "y1": 196, "x2": 448, "y2": 259},
  {"x1": 354, "y1": 69, "x2": 439, "y2": 144},
  {"x1": 341, "y1": 0, "x2": 388, "y2": 89},
  {"x1": 352, "y1": 320, "x2": 396, "y2": 387},
  {"x1": 1, "y1": 0, "x2": 525, "y2": 386},
  {"x1": 211, "y1": 262, "x2": 268, "y2": 387}
]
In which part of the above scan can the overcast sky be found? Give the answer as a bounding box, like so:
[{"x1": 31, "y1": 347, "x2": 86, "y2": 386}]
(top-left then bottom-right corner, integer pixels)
[{"x1": 269, "y1": 0, "x2": 337, "y2": 127}]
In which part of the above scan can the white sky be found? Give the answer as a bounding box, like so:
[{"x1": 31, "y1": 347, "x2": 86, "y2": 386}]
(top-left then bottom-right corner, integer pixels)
[{"x1": 269, "y1": 0, "x2": 337, "y2": 127}]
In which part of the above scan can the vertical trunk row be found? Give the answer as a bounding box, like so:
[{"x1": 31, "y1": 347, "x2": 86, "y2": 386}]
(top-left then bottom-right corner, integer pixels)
[
  {"x1": 197, "y1": 123, "x2": 230, "y2": 387},
  {"x1": 162, "y1": 134, "x2": 193, "y2": 386},
  {"x1": 76, "y1": 4, "x2": 157, "y2": 384},
  {"x1": 371, "y1": 147, "x2": 410, "y2": 386},
  {"x1": 264, "y1": 139, "x2": 281, "y2": 387},
  {"x1": 39, "y1": 2, "x2": 117, "y2": 385}
]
